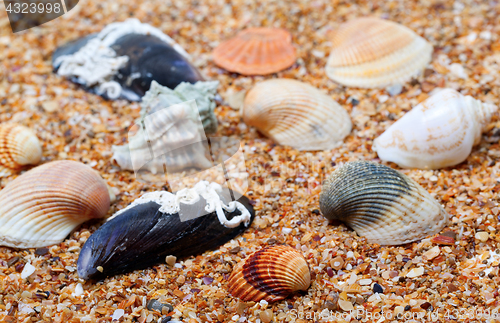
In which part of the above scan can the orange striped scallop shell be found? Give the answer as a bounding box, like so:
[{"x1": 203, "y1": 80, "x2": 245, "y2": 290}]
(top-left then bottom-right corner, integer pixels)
[
  {"x1": 0, "y1": 123, "x2": 42, "y2": 177},
  {"x1": 212, "y1": 28, "x2": 296, "y2": 75},
  {"x1": 0, "y1": 160, "x2": 110, "y2": 248},
  {"x1": 227, "y1": 245, "x2": 311, "y2": 302}
]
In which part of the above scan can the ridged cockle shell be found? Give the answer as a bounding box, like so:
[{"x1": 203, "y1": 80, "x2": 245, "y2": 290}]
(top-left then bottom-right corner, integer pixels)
[
  {"x1": 0, "y1": 160, "x2": 110, "y2": 248},
  {"x1": 213, "y1": 28, "x2": 296, "y2": 75},
  {"x1": 373, "y1": 89, "x2": 498, "y2": 169},
  {"x1": 227, "y1": 245, "x2": 311, "y2": 302},
  {"x1": 326, "y1": 17, "x2": 433, "y2": 88},
  {"x1": 0, "y1": 123, "x2": 42, "y2": 177},
  {"x1": 319, "y1": 161, "x2": 448, "y2": 245},
  {"x1": 242, "y1": 79, "x2": 351, "y2": 151}
]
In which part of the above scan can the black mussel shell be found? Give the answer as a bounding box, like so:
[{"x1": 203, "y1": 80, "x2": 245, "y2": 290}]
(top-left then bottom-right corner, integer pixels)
[
  {"x1": 77, "y1": 194, "x2": 254, "y2": 280},
  {"x1": 52, "y1": 33, "x2": 204, "y2": 101}
]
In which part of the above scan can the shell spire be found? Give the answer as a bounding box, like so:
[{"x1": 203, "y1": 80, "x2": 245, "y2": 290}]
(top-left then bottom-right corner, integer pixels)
[
  {"x1": 319, "y1": 161, "x2": 448, "y2": 245},
  {"x1": 465, "y1": 95, "x2": 497, "y2": 144}
]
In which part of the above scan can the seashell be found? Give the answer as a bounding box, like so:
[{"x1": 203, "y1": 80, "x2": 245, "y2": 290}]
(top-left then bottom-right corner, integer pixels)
[
  {"x1": 319, "y1": 160, "x2": 448, "y2": 245},
  {"x1": 111, "y1": 81, "x2": 218, "y2": 175},
  {"x1": 0, "y1": 123, "x2": 42, "y2": 177},
  {"x1": 373, "y1": 89, "x2": 498, "y2": 169},
  {"x1": 77, "y1": 181, "x2": 254, "y2": 280},
  {"x1": 212, "y1": 28, "x2": 296, "y2": 75},
  {"x1": 242, "y1": 79, "x2": 351, "y2": 150},
  {"x1": 0, "y1": 160, "x2": 110, "y2": 248},
  {"x1": 227, "y1": 245, "x2": 310, "y2": 302},
  {"x1": 52, "y1": 19, "x2": 204, "y2": 101},
  {"x1": 325, "y1": 17, "x2": 433, "y2": 88}
]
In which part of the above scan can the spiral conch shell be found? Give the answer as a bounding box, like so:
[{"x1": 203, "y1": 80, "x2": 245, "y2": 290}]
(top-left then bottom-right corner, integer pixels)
[
  {"x1": 242, "y1": 79, "x2": 352, "y2": 150},
  {"x1": 326, "y1": 17, "x2": 433, "y2": 88},
  {"x1": 373, "y1": 89, "x2": 498, "y2": 169},
  {"x1": 0, "y1": 123, "x2": 42, "y2": 177},
  {"x1": 227, "y1": 245, "x2": 311, "y2": 302},
  {"x1": 0, "y1": 160, "x2": 110, "y2": 248},
  {"x1": 319, "y1": 161, "x2": 448, "y2": 245}
]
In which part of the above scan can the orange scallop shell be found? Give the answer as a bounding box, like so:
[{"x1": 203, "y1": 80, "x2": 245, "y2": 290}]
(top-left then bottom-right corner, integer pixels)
[
  {"x1": 0, "y1": 123, "x2": 42, "y2": 177},
  {"x1": 212, "y1": 28, "x2": 296, "y2": 75},
  {"x1": 227, "y1": 245, "x2": 311, "y2": 302},
  {"x1": 0, "y1": 160, "x2": 110, "y2": 248}
]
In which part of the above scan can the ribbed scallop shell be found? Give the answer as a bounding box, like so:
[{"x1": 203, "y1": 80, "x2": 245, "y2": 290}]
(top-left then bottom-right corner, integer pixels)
[
  {"x1": 242, "y1": 79, "x2": 352, "y2": 150},
  {"x1": 319, "y1": 161, "x2": 448, "y2": 245},
  {"x1": 326, "y1": 17, "x2": 433, "y2": 88},
  {"x1": 227, "y1": 245, "x2": 311, "y2": 302},
  {"x1": 373, "y1": 89, "x2": 498, "y2": 169},
  {"x1": 0, "y1": 160, "x2": 110, "y2": 248},
  {"x1": 212, "y1": 28, "x2": 296, "y2": 75},
  {"x1": 0, "y1": 123, "x2": 42, "y2": 177}
]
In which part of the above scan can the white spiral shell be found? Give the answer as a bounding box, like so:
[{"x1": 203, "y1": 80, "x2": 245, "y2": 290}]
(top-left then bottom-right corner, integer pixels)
[{"x1": 373, "y1": 89, "x2": 498, "y2": 169}]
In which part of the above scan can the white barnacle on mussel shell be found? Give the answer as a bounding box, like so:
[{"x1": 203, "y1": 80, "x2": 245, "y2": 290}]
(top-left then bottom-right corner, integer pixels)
[
  {"x1": 52, "y1": 19, "x2": 204, "y2": 101},
  {"x1": 319, "y1": 160, "x2": 448, "y2": 245},
  {"x1": 373, "y1": 88, "x2": 498, "y2": 169},
  {"x1": 77, "y1": 181, "x2": 254, "y2": 280},
  {"x1": 111, "y1": 81, "x2": 219, "y2": 175}
]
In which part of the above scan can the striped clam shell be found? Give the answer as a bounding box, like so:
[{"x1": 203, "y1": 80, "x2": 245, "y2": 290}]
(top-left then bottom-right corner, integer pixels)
[
  {"x1": 319, "y1": 161, "x2": 448, "y2": 245},
  {"x1": 0, "y1": 160, "x2": 110, "y2": 248},
  {"x1": 212, "y1": 28, "x2": 296, "y2": 75},
  {"x1": 0, "y1": 123, "x2": 42, "y2": 177},
  {"x1": 242, "y1": 79, "x2": 351, "y2": 151},
  {"x1": 227, "y1": 245, "x2": 311, "y2": 302},
  {"x1": 326, "y1": 17, "x2": 433, "y2": 88}
]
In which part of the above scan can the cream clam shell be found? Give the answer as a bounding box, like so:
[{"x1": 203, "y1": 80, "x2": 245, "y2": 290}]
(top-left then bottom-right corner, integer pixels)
[
  {"x1": 0, "y1": 160, "x2": 110, "y2": 248},
  {"x1": 319, "y1": 161, "x2": 448, "y2": 245},
  {"x1": 373, "y1": 89, "x2": 498, "y2": 169},
  {"x1": 242, "y1": 79, "x2": 351, "y2": 151},
  {"x1": 0, "y1": 123, "x2": 42, "y2": 177},
  {"x1": 227, "y1": 245, "x2": 311, "y2": 302},
  {"x1": 326, "y1": 17, "x2": 433, "y2": 88}
]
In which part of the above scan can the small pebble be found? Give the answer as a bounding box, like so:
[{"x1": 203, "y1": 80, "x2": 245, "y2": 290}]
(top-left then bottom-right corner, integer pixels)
[
  {"x1": 475, "y1": 231, "x2": 489, "y2": 242},
  {"x1": 373, "y1": 283, "x2": 384, "y2": 294},
  {"x1": 165, "y1": 255, "x2": 177, "y2": 267},
  {"x1": 21, "y1": 263, "x2": 35, "y2": 279},
  {"x1": 34, "y1": 247, "x2": 49, "y2": 256},
  {"x1": 259, "y1": 309, "x2": 273, "y2": 323},
  {"x1": 112, "y1": 309, "x2": 124, "y2": 321},
  {"x1": 147, "y1": 299, "x2": 174, "y2": 314},
  {"x1": 406, "y1": 267, "x2": 424, "y2": 278},
  {"x1": 330, "y1": 256, "x2": 344, "y2": 270},
  {"x1": 386, "y1": 84, "x2": 403, "y2": 96}
]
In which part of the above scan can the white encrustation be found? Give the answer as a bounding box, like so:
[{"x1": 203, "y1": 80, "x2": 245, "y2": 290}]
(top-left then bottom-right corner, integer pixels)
[
  {"x1": 54, "y1": 19, "x2": 189, "y2": 100},
  {"x1": 109, "y1": 181, "x2": 251, "y2": 228}
]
